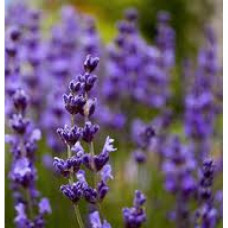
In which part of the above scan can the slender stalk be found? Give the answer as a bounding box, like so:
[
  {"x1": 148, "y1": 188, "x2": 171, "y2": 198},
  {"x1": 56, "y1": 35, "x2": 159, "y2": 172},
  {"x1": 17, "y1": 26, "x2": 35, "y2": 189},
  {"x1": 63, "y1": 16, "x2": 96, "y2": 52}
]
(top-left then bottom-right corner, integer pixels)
[
  {"x1": 66, "y1": 115, "x2": 84, "y2": 228},
  {"x1": 84, "y1": 92, "x2": 104, "y2": 220},
  {"x1": 25, "y1": 188, "x2": 34, "y2": 219},
  {"x1": 73, "y1": 204, "x2": 84, "y2": 228},
  {"x1": 89, "y1": 141, "x2": 97, "y2": 186}
]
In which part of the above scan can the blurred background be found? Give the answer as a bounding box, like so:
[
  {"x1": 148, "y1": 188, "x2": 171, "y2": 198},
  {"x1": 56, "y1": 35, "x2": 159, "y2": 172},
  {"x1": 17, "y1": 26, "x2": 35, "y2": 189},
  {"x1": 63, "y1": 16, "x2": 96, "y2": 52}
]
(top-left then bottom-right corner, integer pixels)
[
  {"x1": 5, "y1": 0, "x2": 223, "y2": 60},
  {"x1": 5, "y1": 0, "x2": 223, "y2": 227}
]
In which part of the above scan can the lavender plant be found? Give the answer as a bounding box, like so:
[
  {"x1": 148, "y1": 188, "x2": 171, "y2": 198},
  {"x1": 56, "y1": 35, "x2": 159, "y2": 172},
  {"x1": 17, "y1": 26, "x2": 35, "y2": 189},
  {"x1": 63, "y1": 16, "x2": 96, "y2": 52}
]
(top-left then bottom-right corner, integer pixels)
[
  {"x1": 162, "y1": 136, "x2": 196, "y2": 228},
  {"x1": 41, "y1": 6, "x2": 102, "y2": 155},
  {"x1": 53, "y1": 55, "x2": 115, "y2": 227},
  {"x1": 194, "y1": 159, "x2": 218, "y2": 227},
  {"x1": 184, "y1": 26, "x2": 221, "y2": 164},
  {"x1": 6, "y1": 5, "x2": 47, "y2": 123},
  {"x1": 5, "y1": 2, "x2": 222, "y2": 227},
  {"x1": 122, "y1": 190, "x2": 146, "y2": 228},
  {"x1": 6, "y1": 88, "x2": 51, "y2": 227}
]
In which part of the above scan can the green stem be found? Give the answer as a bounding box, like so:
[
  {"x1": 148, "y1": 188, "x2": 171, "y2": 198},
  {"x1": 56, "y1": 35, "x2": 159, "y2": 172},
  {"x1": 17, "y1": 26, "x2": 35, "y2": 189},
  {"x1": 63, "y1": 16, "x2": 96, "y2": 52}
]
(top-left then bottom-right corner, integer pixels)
[
  {"x1": 66, "y1": 114, "x2": 84, "y2": 228},
  {"x1": 73, "y1": 204, "x2": 84, "y2": 228},
  {"x1": 25, "y1": 188, "x2": 34, "y2": 219}
]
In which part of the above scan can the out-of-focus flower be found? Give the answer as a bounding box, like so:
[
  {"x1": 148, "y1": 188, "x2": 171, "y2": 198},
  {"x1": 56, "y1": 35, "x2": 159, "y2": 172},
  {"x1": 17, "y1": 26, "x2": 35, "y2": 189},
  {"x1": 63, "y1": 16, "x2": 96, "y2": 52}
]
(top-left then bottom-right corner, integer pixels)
[
  {"x1": 194, "y1": 159, "x2": 219, "y2": 227},
  {"x1": 89, "y1": 211, "x2": 112, "y2": 228},
  {"x1": 123, "y1": 190, "x2": 146, "y2": 228},
  {"x1": 6, "y1": 88, "x2": 51, "y2": 227}
]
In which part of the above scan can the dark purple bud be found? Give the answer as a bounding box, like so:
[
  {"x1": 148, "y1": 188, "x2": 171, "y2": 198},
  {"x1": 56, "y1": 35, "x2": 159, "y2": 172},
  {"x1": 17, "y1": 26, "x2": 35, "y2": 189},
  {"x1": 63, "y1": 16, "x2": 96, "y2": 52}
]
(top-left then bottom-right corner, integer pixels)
[
  {"x1": 69, "y1": 78, "x2": 82, "y2": 93},
  {"x1": 53, "y1": 157, "x2": 69, "y2": 177},
  {"x1": 123, "y1": 190, "x2": 146, "y2": 228},
  {"x1": 57, "y1": 125, "x2": 82, "y2": 146},
  {"x1": 82, "y1": 121, "x2": 99, "y2": 143},
  {"x1": 63, "y1": 94, "x2": 86, "y2": 115},
  {"x1": 83, "y1": 186, "x2": 97, "y2": 204},
  {"x1": 94, "y1": 152, "x2": 109, "y2": 171},
  {"x1": 12, "y1": 89, "x2": 28, "y2": 112},
  {"x1": 134, "y1": 190, "x2": 146, "y2": 208},
  {"x1": 66, "y1": 155, "x2": 82, "y2": 173},
  {"x1": 82, "y1": 154, "x2": 93, "y2": 170},
  {"x1": 84, "y1": 73, "x2": 97, "y2": 91},
  {"x1": 97, "y1": 181, "x2": 109, "y2": 201},
  {"x1": 84, "y1": 55, "x2": 99, "y2": 73},
  {"x1": 60, "y1": 182, "x2": 84, "y2": 203}
]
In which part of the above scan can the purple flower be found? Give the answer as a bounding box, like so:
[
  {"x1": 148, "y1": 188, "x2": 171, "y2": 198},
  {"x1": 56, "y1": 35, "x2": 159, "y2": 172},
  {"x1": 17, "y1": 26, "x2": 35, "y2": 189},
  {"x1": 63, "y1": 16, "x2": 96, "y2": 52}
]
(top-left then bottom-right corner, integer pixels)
[
  {"x1": 60, "y1": 182, "x2": 84, "y2": 203},
  {"x1": 194, "y1": 159, "x2": 219, "y2": 227},
  {"x1": 83, "y1": 185, "x2": 98, "y2": 204},
  {"x1": 10, "y1": 158, "x2": 36, "y2": 187},
  {"x1": 123, "y1": 190, "x2": 146, "y2": 228},
  {"x1": 14, "y1": 203, "x2": 29, "y2": 228},
  {"x1": 84, "y1": 55, "x2": 100, "y2": 73},
  {"x1": 97, "y1": 181, "x2": 109, "y2": 201},
  {"x1": 53, "y1": 55, "x2": 114, "y2": 226},
  {"x1": 198, "y1": 159, "x2": 214, "y2": 203},
  {"x1": 39, "y1": 198, "x2": 52, "y2": 215},
  {"x1": 83, "y1": 137, "x2": 116, "y2": 171},
  {"x1": 57, "y1": 125, "x2": 82, "y2": 146},
  {"x1": 89, "y1": 211, "x2": 111, "y2": 228},
  {"x1": 53, "y1": 153, "x2": 83, "y2": 178},
  {"x1": 102, "y1": 136, "x2": 116, "y2": 154},
  {"x1": 6, "y1": 88, "x2": 51, "y2": 226},
  {"x1": 134, "y1": 190, "x2": 146, "y2": 208},
  {"x1": 63, "y1": 93, "x2": 86, "y2": 115},
  {"x1": 100, "y1": 164, "x2": 113, "y2": 183},
  {"x1": 131, "y1": 119, "x2": 155, "y2": 149},
  {"x1": 82, "y1": 121, "x2": 99, "y2": 143}
]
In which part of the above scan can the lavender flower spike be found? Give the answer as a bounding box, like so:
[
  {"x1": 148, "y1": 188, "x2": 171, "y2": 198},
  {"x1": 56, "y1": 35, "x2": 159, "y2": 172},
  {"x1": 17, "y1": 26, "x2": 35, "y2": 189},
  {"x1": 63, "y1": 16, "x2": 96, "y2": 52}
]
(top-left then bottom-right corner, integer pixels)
[
  {"x1": 6, "y1": 88, "x2": 51, "y2": 227},
  {"x1": 194, "y1": 158, "x2": 218, "y2": 228},
  {"x1": 53, "y1": 55, "x2": 116, "y2": 227},
  {"x1": 123, "y1": 190, "x2": 146, "y2": 228}
]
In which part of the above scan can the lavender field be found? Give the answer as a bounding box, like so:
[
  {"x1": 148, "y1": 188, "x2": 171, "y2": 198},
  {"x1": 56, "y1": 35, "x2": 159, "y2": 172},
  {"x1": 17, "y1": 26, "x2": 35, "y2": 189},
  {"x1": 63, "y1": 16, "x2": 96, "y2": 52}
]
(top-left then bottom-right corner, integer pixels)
[{"x1": 5, "y1": 1, "x2": 223, "y2": 227}]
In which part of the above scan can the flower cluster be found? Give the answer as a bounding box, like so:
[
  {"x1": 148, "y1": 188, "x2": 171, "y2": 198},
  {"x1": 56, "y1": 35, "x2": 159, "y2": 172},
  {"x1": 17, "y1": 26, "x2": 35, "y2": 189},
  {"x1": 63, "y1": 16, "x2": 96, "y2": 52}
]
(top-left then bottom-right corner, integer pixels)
[
  {"x1": 162, "y1": 136, "x2": 196, "y2": 227},
  {"x1": 194, "y1": 159, "x2": 218, "y2": 227},
  {"x1": 53, "y1": 55, "x2": 115, "y2": 227},
  {"x1": 5, "y1": 3, "x2": 222, "y2": 228},
  {"x1": 6, "y1": 4, "x2": 47, "y2": 123},
  {"x1": 99, "y1": 10, "x2": 175, "y2": 131},
  {"x1": 184, "y1": 26, "x2": 220, "y2": 163},
  {"x1": 40, "y1": 6, "x2": 101, "y2": 155},
  {"x1": 122, "y1": 190, "x2": 146, "y2": 228},
  {"x1": 6, "y1": 88, "x2": 51, "y2": 227}
]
